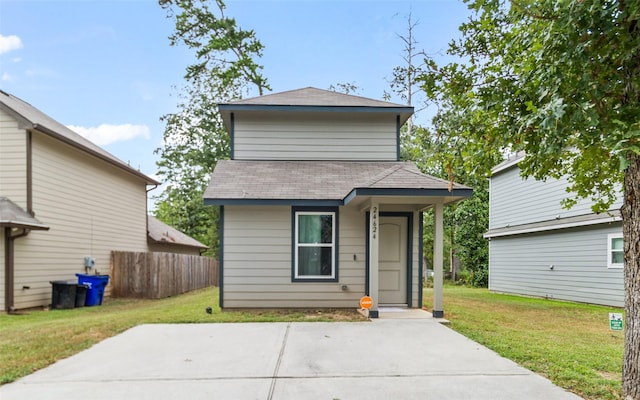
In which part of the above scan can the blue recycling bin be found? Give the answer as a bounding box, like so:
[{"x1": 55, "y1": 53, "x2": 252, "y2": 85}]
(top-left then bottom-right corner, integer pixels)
[{"x1": 76, "y1": 274, "x2": 109, "y2": 306}]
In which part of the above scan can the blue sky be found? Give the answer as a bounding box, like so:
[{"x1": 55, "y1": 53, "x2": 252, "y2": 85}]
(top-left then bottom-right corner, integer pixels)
[{"x1": 0, "y1": 0, "x2": 470, "y2": 204}]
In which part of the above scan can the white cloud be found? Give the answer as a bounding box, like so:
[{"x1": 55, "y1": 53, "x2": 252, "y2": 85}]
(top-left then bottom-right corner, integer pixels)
[
  {"x1": 0, "y1": 34, "x2": 23, "y2": 55},
  {"x1": 1, "y1": 72, "x2": 12, "y2": 82},
  {"x1": 68, "y1": 123, "x2": 150, "y2": 146}
]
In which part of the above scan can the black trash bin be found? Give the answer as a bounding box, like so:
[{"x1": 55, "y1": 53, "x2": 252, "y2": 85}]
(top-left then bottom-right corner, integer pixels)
[
  {"x1": 75, "y1": 284, "x2": 88, "y2": 307},
  {"x1": 51, "y1": 281, "x2": 77, "y2": 309}
]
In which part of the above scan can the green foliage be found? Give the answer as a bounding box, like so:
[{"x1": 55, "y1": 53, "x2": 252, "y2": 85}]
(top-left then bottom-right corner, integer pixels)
[
  {"x1": 411, "y1": 124, "x2": 497, "y2": 287},
  {"x1": 420, "y1": 2, "x2": 640, "y2": 395},
  {"x1": 420, "y1": 0, "x2": 640, "y2": 212},
  {"x1": 453, "y1": 188, "x2": 490, "y2": 287},
  {"x1": 159, "y1": 0, "x2": 268, "y2": 93},
  {"x1": 154, "y1": 0, "x2": 269, "y2": 254}
]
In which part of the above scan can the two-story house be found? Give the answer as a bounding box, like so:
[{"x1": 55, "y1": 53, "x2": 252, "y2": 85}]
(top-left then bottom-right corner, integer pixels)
[
  {"x1": 485, "y1": 152, "x2": 623, "y2": 307},
  {"x1": 203, "y1": 87, "x2": 472, "y2": 317},
  {"x1": 0, "y1": 90, "x2": 206, "y2": 312}
]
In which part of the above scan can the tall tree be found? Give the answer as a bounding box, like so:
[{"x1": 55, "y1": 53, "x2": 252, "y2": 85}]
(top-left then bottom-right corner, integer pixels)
[
  {"x1": 386, "y1": 10, "x2": 432, "y2": 159},
  {"x1": 155, "y1": 0, "x2": 269, "y2": 255},
  {"x1": 420, "y1": 0, "x2": 640, "y2": 397},
  {"x1": 387, "y1": 11, "x2": 500, "y2": 284}
]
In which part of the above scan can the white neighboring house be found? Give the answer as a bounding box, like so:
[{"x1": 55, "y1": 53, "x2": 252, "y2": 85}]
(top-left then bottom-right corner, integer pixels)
[
  {"x1": 485, "y1": 153, "x2": 623, "y2": 307},
  {"x1": 0, "y1": 90, "x2": 204, "y2": 312},
  {"x1": 203, "y1": 87, "x2": 472, "y2": 317}
]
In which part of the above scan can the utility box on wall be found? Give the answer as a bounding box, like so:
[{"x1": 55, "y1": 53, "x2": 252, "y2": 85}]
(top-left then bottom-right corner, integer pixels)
[{"x1": 84, "y1": 256, "x2": 95, "y2": 268}]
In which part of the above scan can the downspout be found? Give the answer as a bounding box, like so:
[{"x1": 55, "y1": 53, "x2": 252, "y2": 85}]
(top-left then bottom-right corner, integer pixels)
[
  {"x1": 5, "y1": 227, "x2": 30, "y2": 313},
  {"x1": 3, "y1": 130, "x2": 35, "y2": 312}
]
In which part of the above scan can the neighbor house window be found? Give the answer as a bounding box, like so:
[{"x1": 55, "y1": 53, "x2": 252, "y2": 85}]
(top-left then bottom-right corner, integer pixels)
[
  {"x1": 293, "y1": 208, "x2": 338, "y2": 281},
  {"x1": 608, "y1": 233, "x2": 624, "y2": 269}
]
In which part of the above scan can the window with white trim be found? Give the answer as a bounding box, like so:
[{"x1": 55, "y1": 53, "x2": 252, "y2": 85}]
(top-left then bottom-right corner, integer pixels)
[
  {"x1": 293, "y1": 209, "x2": 337, "y2": 280},
  {"x1": 608, "y1": 233, "x2": 624, "y2": 269}
]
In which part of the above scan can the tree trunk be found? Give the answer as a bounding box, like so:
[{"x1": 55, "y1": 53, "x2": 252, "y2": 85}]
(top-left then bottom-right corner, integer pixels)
[{"x1": 623, "y1": 151, "x2": 640, "y2": 399}]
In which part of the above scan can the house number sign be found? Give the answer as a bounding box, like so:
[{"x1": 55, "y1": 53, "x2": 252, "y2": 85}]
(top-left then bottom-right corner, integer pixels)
[{"x1": 372, "y1": 206, "x2": 378, "y2": 240}]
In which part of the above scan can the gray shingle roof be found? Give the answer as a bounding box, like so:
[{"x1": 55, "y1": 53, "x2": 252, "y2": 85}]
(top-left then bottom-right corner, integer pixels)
[
  {"x1": 227, "y1": 87, "x2": 408, "y2": 108},
  {"x1": 0, "y1": 197, "x2": 49, "y2": 230},
  {"x1": 147, "y1": 216, "x2": 208, "y2": 249},
  {"x1": 217, "y1": 87, "x2": 414, "y2": 129},
  {"x1": 204, "y1": 160, "x2": 471, "y2": 204},
  {"x1": 491, "y1": 151, "x2": 526, "y2": 175},
  {"x1": 0, "y1": 90, "x2": 159, "y2": 185}
]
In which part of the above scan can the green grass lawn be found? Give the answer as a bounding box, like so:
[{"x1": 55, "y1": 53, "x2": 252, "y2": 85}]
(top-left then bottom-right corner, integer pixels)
[
  {"x1": 424, "y1": 286, "x2": 624, "y2": 400},
  {"x1": 2, "y1": 284, "x2": 624, "y2": 399},
  {"x1": 0, "y1": 286, "x2": 364, "y2": 385}
]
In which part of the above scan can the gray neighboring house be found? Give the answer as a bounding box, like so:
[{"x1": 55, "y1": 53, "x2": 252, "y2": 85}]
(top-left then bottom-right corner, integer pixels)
[
  {"x1": 485, "y1": 153, "x2": 623, "y2": 307},
  {"x1": 204, "y1": 87, "x2": 472, "y2": 317}
]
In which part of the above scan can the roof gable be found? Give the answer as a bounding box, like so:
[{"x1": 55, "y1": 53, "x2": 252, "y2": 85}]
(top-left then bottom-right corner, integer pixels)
[{"x1": 0, "y1": 90, "x2": 159, "y2": 185}]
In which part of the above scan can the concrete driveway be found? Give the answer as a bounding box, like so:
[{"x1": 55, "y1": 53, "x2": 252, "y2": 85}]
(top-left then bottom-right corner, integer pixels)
[{"x1": 1, "y1": 312, "x2": 582, "y2": 400}]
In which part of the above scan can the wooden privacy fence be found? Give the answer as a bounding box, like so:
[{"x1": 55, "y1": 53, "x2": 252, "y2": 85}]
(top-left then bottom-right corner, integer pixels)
[{"x1": 110, "y1": 251, "x2": 219, "y2": 299}]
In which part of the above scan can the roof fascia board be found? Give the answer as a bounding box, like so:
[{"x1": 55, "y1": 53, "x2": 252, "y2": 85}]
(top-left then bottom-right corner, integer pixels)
[
  {"x1": 204, "y1": 198, "x2": 344, "y2": 206},
  {"x1": 218, "y1": 104, "x2": 414, "y2": 115},
  {"x1": 0, "y1": 222, "x2": 50, "y2": 230},
  {"x1": 484, "y1": 215, "x2": 622, "y2": 238},
  {"x1": 205, "y1": 188, "x2": 473, "y2": 207},
  {"x1": 491, "y1": 154, "x2": 525, "y2": 175},
  {"x1": 348, "y1": 187, "x2": 473, "y2": 198}
]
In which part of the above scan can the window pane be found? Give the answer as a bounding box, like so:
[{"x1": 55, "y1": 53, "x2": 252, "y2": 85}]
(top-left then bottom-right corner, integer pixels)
[
  {"x1": 611, "y1": 237, "x2": 624, "y2": 251},
  {"x1": 298, "y1": 247, "x2": 333, "y2": 276},
  {"x1": 298, "y1": 214, "x2": 333, "y2": 244},
  {"x1": 612, "y1": 251, "x2": 624, "y2": 265}
]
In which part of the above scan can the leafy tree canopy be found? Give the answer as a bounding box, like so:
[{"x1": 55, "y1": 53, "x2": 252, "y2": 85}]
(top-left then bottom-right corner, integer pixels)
[
  {"x1": 421, "y1": 0, "x2": 639, "y2": 212},
  {"x1": 154, "y1": 0, "x2": 269, "y2": 256},
  {"x1": 419, "y1": 0, "x2": 639, "y2": 396}
]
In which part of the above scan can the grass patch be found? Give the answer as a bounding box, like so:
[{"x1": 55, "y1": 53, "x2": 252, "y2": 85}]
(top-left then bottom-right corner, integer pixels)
[
  {"x1": 424, "y1": 286, "x2": 623, "y2": 400},
  {"x1": 0, "y1": 286, "x2": 364, "y2": 385}
]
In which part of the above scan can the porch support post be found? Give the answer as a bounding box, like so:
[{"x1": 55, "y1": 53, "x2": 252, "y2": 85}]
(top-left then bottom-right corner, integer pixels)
[
  {"x1": 433, "y1": 203, "x2": 444, "y2": 318},
  {"x1": 368, "y1": 201, "x2": 379, "y2": 318}
]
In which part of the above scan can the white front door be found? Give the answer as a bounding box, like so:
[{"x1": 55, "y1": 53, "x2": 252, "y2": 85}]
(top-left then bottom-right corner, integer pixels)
[{"x1": 379, "y1": 216, "x2": 408, "y2": 305}]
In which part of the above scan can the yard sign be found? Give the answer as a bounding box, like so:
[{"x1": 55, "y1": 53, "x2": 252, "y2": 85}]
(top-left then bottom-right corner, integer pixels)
[{"x1": 609, "y1": 313, "x2": 623, "y2": 331}]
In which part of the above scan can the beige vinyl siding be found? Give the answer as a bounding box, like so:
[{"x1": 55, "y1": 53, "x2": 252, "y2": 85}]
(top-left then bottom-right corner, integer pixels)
[
  {"x1": 0, "y1": 108, "x2": 27, "y2": 207},
  {"x1": 223, "y1": 205, "x2": 366, "y2": 308},
  {"x1": 488, "y1": 223, "x2": 623, "y2": 307},
  {"x1": 489, "y1": 166, "x2": 623, "y2": 229},
  {"x1": 233, "y1": 112, "x2": 397, "y2": 161},
  {"x1": 11, "y1": 131, "x2": 149, "y2": 309}
]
